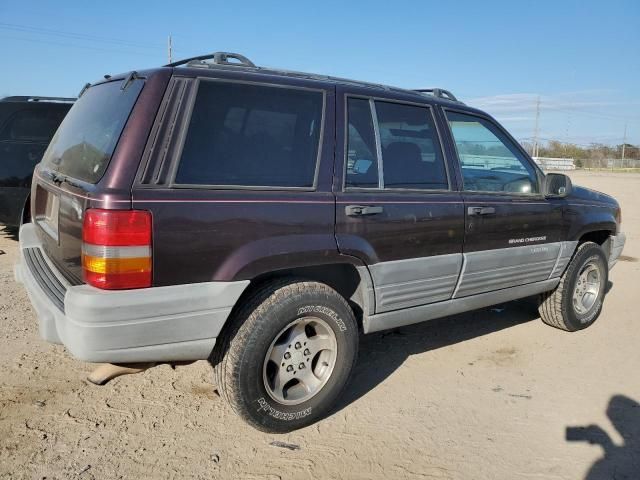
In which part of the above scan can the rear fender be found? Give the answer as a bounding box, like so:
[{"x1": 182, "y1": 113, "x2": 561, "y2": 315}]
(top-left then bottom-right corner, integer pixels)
[{"x1": 215, "y1": 236, "x2": 375, "y2": 316}]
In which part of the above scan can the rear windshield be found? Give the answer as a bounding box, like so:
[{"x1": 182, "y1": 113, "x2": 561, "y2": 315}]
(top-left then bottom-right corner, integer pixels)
[{"x1": 41, "y1": 79, "x2": 144, "y2": 183}]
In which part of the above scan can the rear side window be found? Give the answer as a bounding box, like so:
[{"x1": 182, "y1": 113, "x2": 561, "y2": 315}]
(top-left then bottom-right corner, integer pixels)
[
  {"x1": 41, "y1": 79, "x2": 144, "y2": 183},
  {"x1": 345, "y1": 98, "x2": 379, "y2": 188},
  {"x1": 175, "y1": 81, "x2": 324, "y2": 188},
  {"x1": 375, "y1": 101, "x2": 448, "y2": 190},
  {"x1": 0, "y1": 108, "x2": 67, "y2": 142}
]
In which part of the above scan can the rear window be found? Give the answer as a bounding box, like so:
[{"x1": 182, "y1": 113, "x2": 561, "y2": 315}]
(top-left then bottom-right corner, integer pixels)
[
  {"x1": 376, "y1": 101, "x2": 448, "y2": 190},
  {"x1": 174, "y1": 81, "x2": 324, "y2": 188},
  {"x1": 41, "y1": 79, "x2": 144, "y2": 184}
]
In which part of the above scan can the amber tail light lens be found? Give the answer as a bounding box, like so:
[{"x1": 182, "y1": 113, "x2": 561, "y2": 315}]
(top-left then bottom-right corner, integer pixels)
[{"x1": 82, "y1": 209, "x2": 152, "y2": 289}]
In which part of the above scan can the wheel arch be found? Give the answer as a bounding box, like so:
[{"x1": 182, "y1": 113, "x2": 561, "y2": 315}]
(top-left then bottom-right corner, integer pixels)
[
  {"x1": 232, "y1": 261, "x2": 375, "y2": 331},
  {"x1": 578, "y1": 229, "x2": 612, "y2": 246},
  {"x1": 577, "y1": 228, "x2": 615, "y2": 262},
  {"x1": 568, "y1": 206, "x2": 616, "y2": 247}
]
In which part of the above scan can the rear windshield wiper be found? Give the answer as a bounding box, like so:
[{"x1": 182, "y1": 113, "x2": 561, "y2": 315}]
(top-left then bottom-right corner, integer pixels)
[
  {"x1": 121, "y1": 71, "x2": 138, "y2": 91},
  {"x1": 50, "y1": 171, "x2": 84, "y2": 190},
  {"x1": 77, "y1": 71, "x2": 138, "y2": 98},
  {"x1": 78, "y1": 83, "x2": 91, "y2": 98}
]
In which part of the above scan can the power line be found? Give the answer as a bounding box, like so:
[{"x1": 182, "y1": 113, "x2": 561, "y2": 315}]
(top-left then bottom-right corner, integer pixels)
[
  {"x1": 544, "y1": 104, "x2": 640, "y2": 124},
  {"x1": 0, "y1": 22, "x2": 164, "y2": 50},
  {"x1": 467, "y1": 96, "x2": 640, "y2": 125},
  {"x1": 0, "y1": 34, "x2": 159, "y2": 57}
]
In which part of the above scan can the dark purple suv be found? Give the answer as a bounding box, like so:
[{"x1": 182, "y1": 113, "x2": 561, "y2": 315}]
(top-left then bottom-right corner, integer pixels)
[{"x1": 15, "y1": 52, "x2": 625, "y2": 432}]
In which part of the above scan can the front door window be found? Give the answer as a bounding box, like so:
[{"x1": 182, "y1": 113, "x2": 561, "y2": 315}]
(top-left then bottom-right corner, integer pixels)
[{"x1": 446, "y1": 111, "x2": 539, "y2": 194}]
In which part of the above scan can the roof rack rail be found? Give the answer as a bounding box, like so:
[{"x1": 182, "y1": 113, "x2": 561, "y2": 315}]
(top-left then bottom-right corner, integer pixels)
[
  {"x1": 1, "y1": 96, "x2": 75, "y2": 103},
  {"x1": 413, "y1": 88, "x2": 462, "y2": 103},
  {"x1": 165, "y1": 51, "x2": 256, "y2": 69}
]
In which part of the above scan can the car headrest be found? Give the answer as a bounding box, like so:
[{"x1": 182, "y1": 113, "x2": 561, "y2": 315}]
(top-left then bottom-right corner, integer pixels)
[{"x1": 384, "y1": 142, "x2": 422, "y2": 165}]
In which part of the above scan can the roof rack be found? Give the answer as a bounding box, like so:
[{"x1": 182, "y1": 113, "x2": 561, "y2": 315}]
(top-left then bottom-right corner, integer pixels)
[
  {"x1": 1, "y1": 96, "x2": 75, "y2": 103},
  {"x1": 165, "y1": 51, "x2": 256, "y2": 69},
  {"x1": 413, "y1": 88, "x2": 462, "y2": 103}
]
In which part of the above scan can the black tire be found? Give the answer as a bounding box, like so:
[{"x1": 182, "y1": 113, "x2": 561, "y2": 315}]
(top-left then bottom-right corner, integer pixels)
[
  {"x1": 538, "y1": 241, "x2": 608, "y2": 331},
  {"x1": 20, "y1": 195, "x2": 30, "y2": 227},
  {"x1": 211, "y1": 278, "x2": 359, "y2": 433}
]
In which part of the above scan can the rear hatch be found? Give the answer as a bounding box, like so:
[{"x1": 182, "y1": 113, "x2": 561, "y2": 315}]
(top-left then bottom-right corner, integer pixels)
[{"x1": 31, "y1": 75, "x2": 147, "y2": 284}]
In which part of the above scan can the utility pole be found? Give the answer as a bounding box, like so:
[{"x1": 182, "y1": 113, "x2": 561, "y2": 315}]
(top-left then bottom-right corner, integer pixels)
[
  {"x1": 621, "y1": 122, "x2": 627, "y2": 167},
  {"x1": 565, "y1": 102, "x2": 572, "y2": 154},
  {"x1": 167, "y1": 34, "x2": 173, "y2": 64},
  {"x1": 533, "y1": 96, "x2": 541, "y2": 158}
]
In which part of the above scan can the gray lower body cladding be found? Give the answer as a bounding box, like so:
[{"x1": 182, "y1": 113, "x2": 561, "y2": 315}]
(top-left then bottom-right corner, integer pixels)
[
  {"x1": 454, "y1": 242, "x2": 576, "y2": 297},
  {"x1": 363, "y1": 241, "x2": 581, "y2": 333},
  {"x1": 549, "y1": 241, "x2": 579, "y2": 278},
  {"x1": 608, "y1": 233, "x2": 626, "y2": 269},
  {"x1": 363, "y1": 278, "x2": 560, "y2": 333},
  {"x1": 370, "y1": 253, "x2": 462, "y2": 313},
  {"x1": 363, "y1": 235, "x2": 625, "y2": 333},
  {"x1": 368, "y1": 241, "x2": 578, "y2": 314}
]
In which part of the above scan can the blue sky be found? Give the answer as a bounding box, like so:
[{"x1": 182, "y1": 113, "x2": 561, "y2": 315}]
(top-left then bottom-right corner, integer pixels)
[{"x1": 1, "y1": 0, "x2": 639, "y2": 145}]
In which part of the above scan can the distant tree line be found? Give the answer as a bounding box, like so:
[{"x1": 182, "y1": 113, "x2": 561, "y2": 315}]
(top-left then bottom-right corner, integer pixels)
[
  {"x1": 457, "y1": 141, "x2": 511, "y2": 157},
  {"x1": 520, "y1": 140, "x2": 640, "y2": 168}
]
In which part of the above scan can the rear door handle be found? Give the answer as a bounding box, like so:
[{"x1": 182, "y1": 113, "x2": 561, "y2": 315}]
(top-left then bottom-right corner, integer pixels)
[
  {"x1": 467, "y1": 206, "x2": 496, "y2": 216},
  {"x1": 345, "y1": 205, "x2": 384, "y2": 216}
]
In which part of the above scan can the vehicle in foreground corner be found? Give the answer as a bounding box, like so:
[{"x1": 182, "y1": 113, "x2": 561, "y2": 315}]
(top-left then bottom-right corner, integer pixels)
[
  {"x1": 14, "y1": 52, "x2": 626, "y2": 432},
  {"x1": 0, "y1": 96, "x2": 73, "y2": 229}
]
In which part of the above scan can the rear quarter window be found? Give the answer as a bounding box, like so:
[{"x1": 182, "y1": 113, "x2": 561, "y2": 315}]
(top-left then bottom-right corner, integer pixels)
[{"x1": 174, "y1": 80, "x2": 324, "y2": 188}]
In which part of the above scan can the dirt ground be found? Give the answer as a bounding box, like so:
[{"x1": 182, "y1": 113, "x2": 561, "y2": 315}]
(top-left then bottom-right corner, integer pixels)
[{"x1": 1, "y1": 171, "x2": 639, "y2": 480}]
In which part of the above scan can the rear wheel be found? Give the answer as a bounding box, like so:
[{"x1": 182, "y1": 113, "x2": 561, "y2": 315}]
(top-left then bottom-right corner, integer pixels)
[
  {"x1": 539, "y1": 241, "x2": 608, "y2": 331},
  {"x1": 212, "y1": 279, "x2": 358, "y2": 432}
]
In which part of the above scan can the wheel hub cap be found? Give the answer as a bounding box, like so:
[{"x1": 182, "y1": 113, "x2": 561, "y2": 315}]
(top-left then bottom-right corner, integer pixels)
[
  {"x1": 263, "y1": 316, "x2": 337, "y2": 405},
  {"x1": 572, "y1": 261, "x2": 601, "y2": 315}
]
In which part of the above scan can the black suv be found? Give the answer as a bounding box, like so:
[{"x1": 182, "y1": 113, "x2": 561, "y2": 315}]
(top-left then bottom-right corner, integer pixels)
[
  {"x1": 0, "y1": 96, "x2": 73, "y2": 228},
  {"x1": 15, "y1": 52, "x2": 625, "y2": 432}
]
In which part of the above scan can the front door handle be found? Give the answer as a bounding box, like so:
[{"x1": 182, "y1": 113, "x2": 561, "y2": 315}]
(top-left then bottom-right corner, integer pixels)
[
  {"x1": 467, "y1": 206, "x2": 496, "y2": 216},
  {"x1": 345, "y1": 205, "x2": 384, "y2": 216}
]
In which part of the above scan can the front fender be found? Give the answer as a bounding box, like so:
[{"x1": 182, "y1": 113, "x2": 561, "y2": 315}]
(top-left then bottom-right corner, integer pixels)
[{"x1": 565, "y1": 204, "x2": 617, "y2": 241}]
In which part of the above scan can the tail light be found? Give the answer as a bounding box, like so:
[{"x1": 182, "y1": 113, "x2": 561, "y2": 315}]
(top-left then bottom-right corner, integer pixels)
[{"x1": 82, "y1": 209, "x2": 152, "y2": 289}]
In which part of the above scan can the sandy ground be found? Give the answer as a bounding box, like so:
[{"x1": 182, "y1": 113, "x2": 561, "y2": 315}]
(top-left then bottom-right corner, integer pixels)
[{"x1": 0, "y1": 171, "x2": 639, "y2": 480}]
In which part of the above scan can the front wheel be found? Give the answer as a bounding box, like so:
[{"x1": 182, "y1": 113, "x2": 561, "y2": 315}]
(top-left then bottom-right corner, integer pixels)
[
  {"x1": 539, "y1": 241, "x2": 608, "y2": 331},
  {"x1": 212, "y1": 279, "x2": 359, "y2": 432}
]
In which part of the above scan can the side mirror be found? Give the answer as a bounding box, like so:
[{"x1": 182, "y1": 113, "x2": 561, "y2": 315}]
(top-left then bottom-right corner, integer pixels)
[{"x1": 544, "y1": 173, "x2": 573, "y2": 198}]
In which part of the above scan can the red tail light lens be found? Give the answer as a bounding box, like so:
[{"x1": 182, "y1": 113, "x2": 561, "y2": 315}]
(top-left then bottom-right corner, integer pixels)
[
  {"x1": 82, "y1": 209, "x2": 152, "y2": 289},
  {"x1": 83, "y1": 209, "x2": 151, "y2": 246}
]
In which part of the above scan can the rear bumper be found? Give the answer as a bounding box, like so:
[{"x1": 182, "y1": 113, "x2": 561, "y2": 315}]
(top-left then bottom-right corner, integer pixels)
[
  {"x1": 608, "y1": 232, "x2": 626, "y2": 269},
  {"x1": 14, "y1": 223, "x2": 249, "y2": 363}
]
